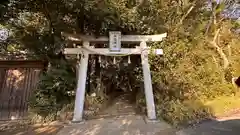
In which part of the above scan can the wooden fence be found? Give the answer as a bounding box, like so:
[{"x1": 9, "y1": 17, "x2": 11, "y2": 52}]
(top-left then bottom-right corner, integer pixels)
[{"x1": 0, "y1": 60, "x2": 44, "y2": 120}]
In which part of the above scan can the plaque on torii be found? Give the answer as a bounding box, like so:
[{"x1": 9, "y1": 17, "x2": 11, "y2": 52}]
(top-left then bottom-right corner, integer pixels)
[
  {"x1": 109, "y1": 31, "x2": 121, "y2": 52},
  {"x1": 62, "y1": 31, "x2": 166, "y2": 122}
]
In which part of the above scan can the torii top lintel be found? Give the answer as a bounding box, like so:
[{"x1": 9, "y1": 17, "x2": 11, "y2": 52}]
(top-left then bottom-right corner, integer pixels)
[{"x1": 61, "y1": 32, "x2": 167, "y2": 43}]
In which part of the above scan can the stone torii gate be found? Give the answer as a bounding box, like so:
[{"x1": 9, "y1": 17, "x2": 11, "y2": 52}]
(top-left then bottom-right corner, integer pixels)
[{"x1": 62, "y1": 31, "x2": 167, "y2": 122}]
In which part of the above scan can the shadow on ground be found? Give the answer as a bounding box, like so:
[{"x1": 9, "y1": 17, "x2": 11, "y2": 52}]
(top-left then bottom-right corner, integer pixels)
[
  {"x1": 0, "y1": 121, "x2": 63, "y2": 135},
  {"x1": 174, "y1": 97, "x2": 240, "y2": 135},
  {"x1": 177, "y1": 119, "x2": 240, "y2": 135}
]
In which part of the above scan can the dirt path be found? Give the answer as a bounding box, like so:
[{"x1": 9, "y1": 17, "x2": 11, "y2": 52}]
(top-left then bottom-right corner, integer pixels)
[
  {"x1": 57, "y1": 115, "x2": 175, "y2": 135},
  {"x1": 97, "y1": 92, "x2": 137, "y2": 117},
  {"x1": 57, "y1": 92, "x2": 176, "y2": 135},
  {"x1": 85, "y1": 92, "x2": 140, "y2": 120}
]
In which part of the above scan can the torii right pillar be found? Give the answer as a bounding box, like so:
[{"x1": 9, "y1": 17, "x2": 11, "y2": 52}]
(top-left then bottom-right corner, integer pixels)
[{"x1": 140, "y1": 41, "x2": 156, "y2": 120}]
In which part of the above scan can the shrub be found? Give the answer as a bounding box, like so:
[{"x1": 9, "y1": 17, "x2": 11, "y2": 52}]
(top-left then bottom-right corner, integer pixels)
[{"x1": 29, "y1": 59, "x2": 76, "y2": 122}]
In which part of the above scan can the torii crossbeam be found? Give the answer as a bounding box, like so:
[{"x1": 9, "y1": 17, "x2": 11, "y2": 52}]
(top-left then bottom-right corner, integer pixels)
[{"x1": 62, "y1": 31, "x2": 166, "y2": 122}]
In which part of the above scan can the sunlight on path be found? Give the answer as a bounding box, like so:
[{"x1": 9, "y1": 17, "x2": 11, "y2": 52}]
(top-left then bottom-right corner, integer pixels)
[{"x1": 57, "y1": 115, "x2": 174, "y2": 135}]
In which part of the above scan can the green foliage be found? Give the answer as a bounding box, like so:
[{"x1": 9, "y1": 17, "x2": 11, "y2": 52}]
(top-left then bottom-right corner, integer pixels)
[
  {"x1": 1, "y1": 0, "x2": 239, "y2": 125},
  {"x1": 149, "y1": 18, "x2": 240, "y2": 124},
  {"x1": 156, "y1": 99, "x2": 213, "y2": 125},
  {"x1": 29, "y1": 59, "x2": 76, "y2": 121}
]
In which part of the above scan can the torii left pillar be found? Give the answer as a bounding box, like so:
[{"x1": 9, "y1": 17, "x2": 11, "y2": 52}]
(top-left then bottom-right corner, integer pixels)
[{"x1": 72, "y1": 42, "x2": 89, "y2": 122}]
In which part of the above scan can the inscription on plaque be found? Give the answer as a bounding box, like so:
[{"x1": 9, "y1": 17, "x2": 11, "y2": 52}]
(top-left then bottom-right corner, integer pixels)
[{"x1": 109, "y1": 31, "x2": 121, "y2": 52}]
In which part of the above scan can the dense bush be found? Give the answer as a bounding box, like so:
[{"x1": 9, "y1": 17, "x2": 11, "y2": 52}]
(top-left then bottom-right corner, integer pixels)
[
  {"x1": 149, "y1": 20, "x2": 240, "y2": 124},
  {"x1": 29, "y1": 59, "x2": 76, "y2": 122}
]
